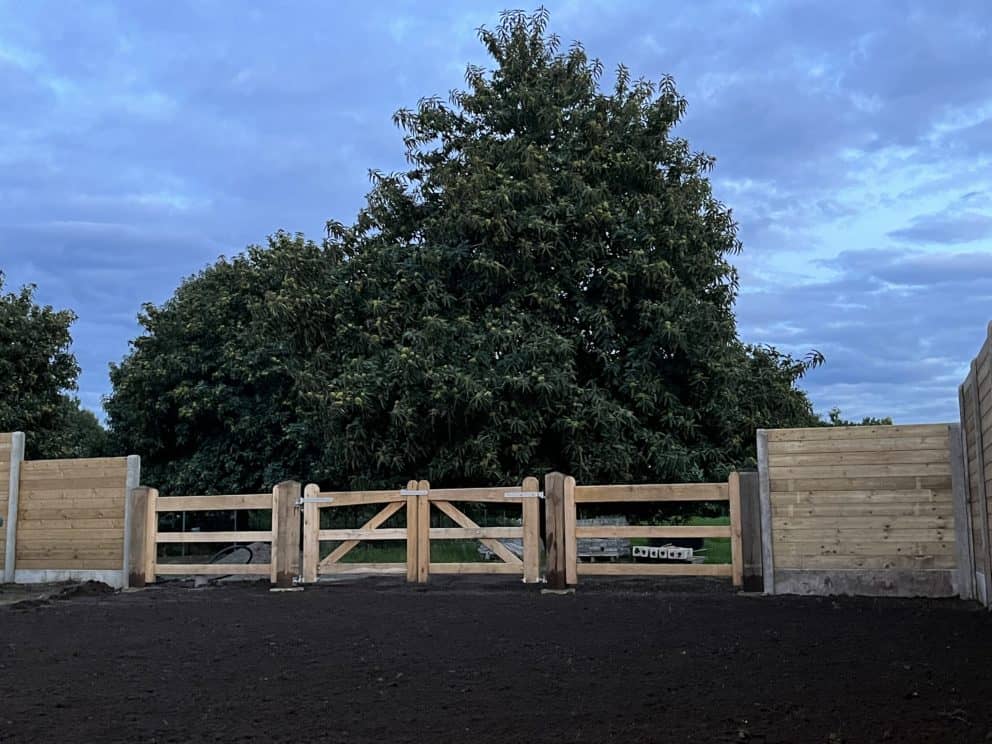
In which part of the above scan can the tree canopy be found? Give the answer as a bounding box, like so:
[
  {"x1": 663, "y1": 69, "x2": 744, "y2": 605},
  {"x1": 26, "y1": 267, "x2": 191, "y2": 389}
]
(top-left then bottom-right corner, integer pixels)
[
  {"x1": 107, "y1": 9, "x2": 822, "y2": 494},
  {"x1": 0, "y1": 274, "x2": 107, "y2": 458}
]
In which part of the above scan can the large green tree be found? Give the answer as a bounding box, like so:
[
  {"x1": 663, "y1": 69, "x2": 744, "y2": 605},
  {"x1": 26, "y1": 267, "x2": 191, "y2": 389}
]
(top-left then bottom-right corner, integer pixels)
[
  {"x1": 0, "y1": 274, "x2": 107, "y2": 458},
  {"x1": 107, "y1": 9, "x2": 820, "y2": 494}
]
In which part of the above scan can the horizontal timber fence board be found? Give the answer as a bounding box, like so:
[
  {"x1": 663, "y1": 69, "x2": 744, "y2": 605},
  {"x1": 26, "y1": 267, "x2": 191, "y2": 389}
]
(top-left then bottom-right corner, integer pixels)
[
  {"x1": 547, "y1": 473, "x2": 744, "y2": 588},
  {"x1": 759, "y1": 422, "x2": 970, "y2": 599}
]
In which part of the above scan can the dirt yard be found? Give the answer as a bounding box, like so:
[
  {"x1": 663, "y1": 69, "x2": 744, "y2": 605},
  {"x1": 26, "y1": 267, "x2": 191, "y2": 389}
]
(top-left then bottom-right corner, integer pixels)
[{"x1": 1, "y1": 577, "x2": 990, "y2": 743}]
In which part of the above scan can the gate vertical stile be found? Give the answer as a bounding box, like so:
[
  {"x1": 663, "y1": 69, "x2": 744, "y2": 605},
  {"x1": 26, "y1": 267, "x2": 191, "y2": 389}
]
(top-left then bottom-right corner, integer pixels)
[
  {"x1": 302, "y1": 483, "x2": 320, "y2": 584},
  {"x1": 405, "y1": 480, "x2": 419, "y2": 584},
  {"x1": 522, "y1": 476, "x2": 541, "y2": 583},
  {"x1": 417, "y1": 480, "x2": 431, "y2": 583}
]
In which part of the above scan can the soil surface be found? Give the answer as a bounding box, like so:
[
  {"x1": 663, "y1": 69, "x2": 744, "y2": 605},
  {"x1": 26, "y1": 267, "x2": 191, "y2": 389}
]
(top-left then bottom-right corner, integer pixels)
[{"x1": 1, "y1": 577, "x2": 991, "y2": 743}]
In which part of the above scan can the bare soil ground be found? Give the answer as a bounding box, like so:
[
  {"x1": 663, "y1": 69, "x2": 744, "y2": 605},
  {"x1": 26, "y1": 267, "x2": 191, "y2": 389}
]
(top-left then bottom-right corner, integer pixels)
[{"x1": 1, "y1": 577, "x2": 990, "y2": 743}]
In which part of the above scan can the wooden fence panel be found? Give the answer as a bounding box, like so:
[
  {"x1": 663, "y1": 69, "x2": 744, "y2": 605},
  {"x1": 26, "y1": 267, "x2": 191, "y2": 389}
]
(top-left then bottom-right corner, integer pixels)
[
  {"x1": 559, "y1": 477, "x2": 742, "y2": 586},
  {"x1": 761, "y1": 423, "x2": 961, "y2": 598},
  {"x1": 15, "y1": 456, "x2": 130, "y2": 575}
]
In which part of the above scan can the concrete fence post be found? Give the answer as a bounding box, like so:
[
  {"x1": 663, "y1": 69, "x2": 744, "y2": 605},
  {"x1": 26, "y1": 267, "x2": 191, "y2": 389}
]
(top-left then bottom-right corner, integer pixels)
[
  {"x1": 121, "y1": 455, "x2": 141, "y2": 589},
  {"x1": 756, "y1": 429, "x2": 775, "y2": 594},
  {"x1": 4, "y1": 432, "x2": 25, "y2": 584},
  {"x1": 273, "y1": 480, "x2": 302, "y2": 587}
]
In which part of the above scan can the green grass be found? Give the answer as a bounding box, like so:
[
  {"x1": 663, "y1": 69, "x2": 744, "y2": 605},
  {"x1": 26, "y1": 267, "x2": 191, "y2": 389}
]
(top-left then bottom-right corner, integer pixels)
[
  {"x1": 324, "y1": 541, "x2": 488, "y2": 564},
  {"x1": 629, "y1": 515, "x2": 731, "y2": 564}
]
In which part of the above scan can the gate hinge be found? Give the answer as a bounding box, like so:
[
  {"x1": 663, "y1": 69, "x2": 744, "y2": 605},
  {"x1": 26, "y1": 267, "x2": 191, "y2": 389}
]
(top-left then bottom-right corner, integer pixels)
[
  {"x1": 504, "y1": 491, "x2": 544, "y2": 499},
  {"x1": 295, "y1": 496, "x2": 334, "y2": 507}
]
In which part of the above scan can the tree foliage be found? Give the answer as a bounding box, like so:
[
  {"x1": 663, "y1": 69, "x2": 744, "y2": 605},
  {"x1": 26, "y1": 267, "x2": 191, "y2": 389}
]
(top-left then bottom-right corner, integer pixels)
[
  {"x1": 107, "y1": 9, "x2": 821, "y2": 494},
  {"x1": 0, "y1": 274, "x2": 106, "y2": 458}
]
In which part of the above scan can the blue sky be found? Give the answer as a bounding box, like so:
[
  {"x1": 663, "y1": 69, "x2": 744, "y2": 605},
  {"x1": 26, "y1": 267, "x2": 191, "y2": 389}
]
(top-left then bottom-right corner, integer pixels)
[{"x1": 1, "y1": 1, "x2": 990, "y2": 424}]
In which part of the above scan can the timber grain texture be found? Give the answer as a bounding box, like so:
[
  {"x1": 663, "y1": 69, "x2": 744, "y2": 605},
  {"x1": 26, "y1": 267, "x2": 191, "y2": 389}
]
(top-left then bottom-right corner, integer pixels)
[
  {"x1": 766, "y1": 423, "x2": 957, "y2": 597},
  {"x1": 14, "y1": 456, "x2": 129, "y2": 571}
]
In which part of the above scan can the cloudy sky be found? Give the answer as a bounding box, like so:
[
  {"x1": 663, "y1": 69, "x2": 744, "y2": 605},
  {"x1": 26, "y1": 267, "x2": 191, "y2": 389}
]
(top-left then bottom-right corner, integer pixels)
[{"x1": 2, "y1": 1, "x2": 990, "y2": 423}]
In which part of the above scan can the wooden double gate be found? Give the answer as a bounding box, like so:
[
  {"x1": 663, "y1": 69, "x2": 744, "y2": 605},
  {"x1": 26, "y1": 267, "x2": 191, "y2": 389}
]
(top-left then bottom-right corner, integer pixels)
[{"x1": 300, "y1": 478, "x2": 542, "y2": 583}]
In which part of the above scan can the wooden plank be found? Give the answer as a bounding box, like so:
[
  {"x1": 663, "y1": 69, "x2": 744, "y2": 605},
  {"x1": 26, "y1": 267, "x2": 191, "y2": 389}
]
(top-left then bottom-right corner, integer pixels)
[
  {"x1": 302, "y1": 483, "x2": 320, "y2": 583},
  {"x1": 19, "y1": 507, "x2": 127, "y2": 520},
  {"x1": 574, "y1": 483, "x2": 728, "y2": 503},
  {"x1": 155, "y1": 563, "x2": 272, "y2": 576},
  {"x1": 18, "y1": 457, "x2": 128, "y2": 472},
  {"x1": 729, "y1": 471, "x2": 743, "y2": 588},
  {"x1": 544, "y1": 472, "x2": 566, "y2": 589},
  {"x1": 321, "y1": 528, "x2": 408, "y2": 540},
  {"x1": 766, "y1": 424, "x2": 950, "y2": 442},
  {"x1": 155, "y1": 494, "x2": 272, "y2": 511},
  {"x1": 769, "y1": 489, "x2": 952, "y2": 504},
  {"x1": 768, "y1": 436, "x2": 949, "y2": 454},
  {"x1": 416, "y1": 479, "x2": 430, "y2": 583},
  {"x1": 156, "y1": 531, "x2": 273, "y2": 544},
  {"x1": 426, "y1": 486, "x2": 522, "y2": 503},
  {"x1": 405, "y1": 480, "x2": 418, "y2": 583},
  {"x1": 13, "y1": 490, "x2": 127, "y2": 503},
  {"x1": 432, "y1": 499, "x2": 522, "y2": 565},
  {"x1": 322, "y1": 501, "x2": 404, "y2": 565},
  {"x1": 768, "y1": 463, "x2": 952, "y2": 479},
  {"x1": 16, "y1": 518, "x2": 127, "y2": 530},
  {"x1": 772, "y1": 503, "x2": 952, "y2": 518},
  {"x1": 773, "y1": 516, "x2": 951, "y2": 529},
  {"x1": 273, "y1": 480, "x2": 301, "y2": 587},
  {"x1": 773, "y1": 542, "x2": 956, "y2": 558},
  {"x1": 319, "y1": 563, "x2": 407, "y2": 575},
  {"x1": 522, "y1": 476, "x2": 541, "y2": 584},
  {"x1": 578, "y1": 563, "x2": 733, "y2": 577},
  {"x1": 15, "y1": 547, "x2": 123, "y2": 559},
  {"x1": 768, "y1": 449, "x2": 950, "y2": 467},
  {"x1": 427, "y1": 527, "x2": 521, "y2": 539},
  {"x1": 793, "y1": 554, "x2": 956, "y2": 570},
  {"x1": 14, "y1": 558, "x2": 121, "y2": 570},
  {"x1": 17, "y1": 528, "x2": 124, "y2": 541},
  {"x1": 18, "y1": 476, "x2": 126, "y2": 491},
  {"x1": 308, "y1": 490, "x2": 407, "y2": 507},
  {"x1": 775, "y1": 530, "x2": 952, "y2": 543},
  {"x1": 429, "y1": 562, "x2": 522, "y2": 575},
  {"x1": 564, "y1": 475, "x2": 577, "y2": 586},
  {"x1": 770, "y1": 476, "x2": 950, "y2": 492},
  {"x1": 574, "y1": 525, "x2": 730, "y2": 538}
]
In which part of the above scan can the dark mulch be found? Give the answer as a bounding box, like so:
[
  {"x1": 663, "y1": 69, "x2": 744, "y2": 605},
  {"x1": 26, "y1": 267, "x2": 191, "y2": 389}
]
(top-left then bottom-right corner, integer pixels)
[{"x1": 1, "y1": 576, "x2": 990, "y2": 743}]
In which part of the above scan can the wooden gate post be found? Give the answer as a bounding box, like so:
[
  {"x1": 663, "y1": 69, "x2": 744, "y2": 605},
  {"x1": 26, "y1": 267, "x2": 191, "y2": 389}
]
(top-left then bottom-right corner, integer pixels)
[
  {"x1": 521, "y1": 476, "x2": 541, "y2": 583},
  {"x1": 126, "y1": 486, "x2": 151, "y2": 588},
  {"x1": 738, "y1": 471, "x2": 763, "y2": 592},
  {"x1": 416, "y1": 480, "x2": 430, "y2": 584},
  {"x1": 728, "y1": 472, "x2": 744, "y2": 588},
  {"x1": 273, "y1": 480, "x2": 301, "y2": 587},
  {"x1": 544, "y1": 472, "x2": 567, "y2": 590}
]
